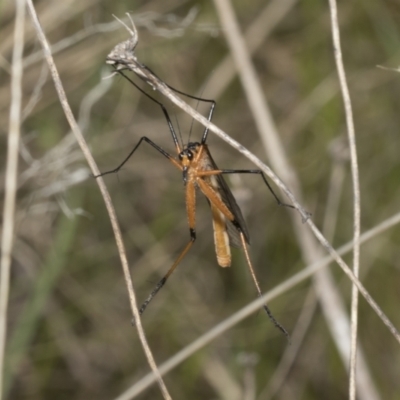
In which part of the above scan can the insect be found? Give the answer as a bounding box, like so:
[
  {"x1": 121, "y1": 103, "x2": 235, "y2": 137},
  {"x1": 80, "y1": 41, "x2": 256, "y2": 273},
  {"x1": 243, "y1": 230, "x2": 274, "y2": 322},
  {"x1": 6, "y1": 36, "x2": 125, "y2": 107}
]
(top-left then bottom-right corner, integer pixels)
[{"x1": 96, "y1": 71, "x2": 292, "y2": 337}]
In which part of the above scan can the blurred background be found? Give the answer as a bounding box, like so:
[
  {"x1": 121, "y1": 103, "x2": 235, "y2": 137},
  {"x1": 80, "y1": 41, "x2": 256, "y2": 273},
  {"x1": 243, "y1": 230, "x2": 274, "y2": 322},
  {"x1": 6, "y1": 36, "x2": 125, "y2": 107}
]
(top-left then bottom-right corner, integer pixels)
[{"x1": 1, "y1": 0, "x2": 400, "y2": 399}]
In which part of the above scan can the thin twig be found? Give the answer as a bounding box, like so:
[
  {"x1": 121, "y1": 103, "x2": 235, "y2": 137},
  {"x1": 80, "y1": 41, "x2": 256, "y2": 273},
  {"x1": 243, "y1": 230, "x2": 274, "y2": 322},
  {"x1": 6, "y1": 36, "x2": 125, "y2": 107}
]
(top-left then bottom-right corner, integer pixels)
[
  {"x1": 106, "y1": 17, "x2": 400, "y2": 345},
  {"x1": 23, "y1": 10, "x2": 200, "y2": 68},
  {"x1": 212, "y1": 0, "x2": 369, "y2": 396},
  {"x1": 2, "y1": 68, "x2": 113, "y2": 395},
  {"x1": 258, "y1": 143, "x2": 349, "y2": 400},
  {"x1": 212, "y1": 0, "x2": 296, "y2": 177},
  {"x1": 328, "y1": 2, "x2": 361, "y2": 398},
  {"x1": 202, "y1": 0, "x2": 297, "y2": 100},
  {"x1": 0, "y1": 0, "x2": 26, "y2": 398},
  {"x1": 211, "y1": 0, "x2": 372, "y2": 397},
  {"x1": 24, "y1": 3, "x2": 172, "y2": 400},
  {"x1": 115, "y1": 212, "x2": 400, "y2": 399}
]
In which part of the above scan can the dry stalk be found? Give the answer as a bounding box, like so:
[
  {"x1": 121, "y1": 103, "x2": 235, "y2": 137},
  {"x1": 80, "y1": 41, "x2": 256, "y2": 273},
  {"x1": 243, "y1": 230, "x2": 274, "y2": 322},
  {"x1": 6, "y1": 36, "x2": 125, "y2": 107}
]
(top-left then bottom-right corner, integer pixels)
[{"x1": 25, "y1": 2, "x2": 172, "y2": 399}]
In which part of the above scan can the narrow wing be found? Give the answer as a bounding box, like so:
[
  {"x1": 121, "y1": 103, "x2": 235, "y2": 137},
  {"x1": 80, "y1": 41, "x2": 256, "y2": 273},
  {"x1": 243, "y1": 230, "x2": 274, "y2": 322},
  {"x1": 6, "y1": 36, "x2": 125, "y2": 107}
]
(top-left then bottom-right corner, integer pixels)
[{"x1": 202, "y1": 146, "x2": 251, "y2": 247}]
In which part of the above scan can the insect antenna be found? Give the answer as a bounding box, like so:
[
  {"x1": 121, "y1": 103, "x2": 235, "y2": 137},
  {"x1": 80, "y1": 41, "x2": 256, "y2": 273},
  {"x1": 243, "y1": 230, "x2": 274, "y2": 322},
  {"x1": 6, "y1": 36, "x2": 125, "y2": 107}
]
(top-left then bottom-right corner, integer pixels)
[
  {"x1": 187, "y1": 86, "x2": 206, "y2": 144},
  {"x1": 173, "y1": 114, "x2": 184, "y2": 149}
]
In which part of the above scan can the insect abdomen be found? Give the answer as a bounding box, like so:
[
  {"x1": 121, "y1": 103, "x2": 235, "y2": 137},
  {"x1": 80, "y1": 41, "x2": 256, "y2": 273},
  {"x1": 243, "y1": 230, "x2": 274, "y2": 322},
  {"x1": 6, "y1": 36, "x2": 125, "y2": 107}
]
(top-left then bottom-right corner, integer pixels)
[{"x1": 210, "y1": 204, "x2": 231, "y2": 267}]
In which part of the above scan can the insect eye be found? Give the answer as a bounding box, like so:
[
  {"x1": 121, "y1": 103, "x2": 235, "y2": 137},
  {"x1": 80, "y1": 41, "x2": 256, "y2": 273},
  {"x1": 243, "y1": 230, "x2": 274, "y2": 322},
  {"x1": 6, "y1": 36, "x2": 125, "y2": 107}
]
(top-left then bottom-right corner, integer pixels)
[
  {"x1": 178, "y1": 153, "x2": 183, "y2": 160},
  {"x1": 187, "y1": 151, "x2": 193, "y2": 160}
]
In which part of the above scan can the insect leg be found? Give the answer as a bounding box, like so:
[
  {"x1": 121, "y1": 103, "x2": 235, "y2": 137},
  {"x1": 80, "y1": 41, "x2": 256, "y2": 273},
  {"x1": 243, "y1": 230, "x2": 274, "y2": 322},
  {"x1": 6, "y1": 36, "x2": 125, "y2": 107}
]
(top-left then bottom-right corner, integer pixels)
[
  {"x1": 137, "y1": 238, "x2": 194, "y2": 316},
  {"x1": 117, "y1": 68, "x2": 217, "y2": 144},
  {"x1": 122, "y1": 60, "x2": 216, "y2": 119},
  {"x1": 117, "y1": 70, "x2": 182, "y2": 153},
  {"x1": 202, "y1": 169, "x2": 295, "y2": 209},
  {"x1": 238, "y1": 232, "x2": 289, "y2": 339},
  {"x1": 136, "y1": 181, "x2": 197, "y2": 318},
  {"x1": 94, "y1": 136, "x2": 180, "y2": 178},
  {"x1": 197, "y1": 177, "x2": 289, "y2": 337},
  {"x1": 165, "y1": 85, "x2": 216, "y2": 144}
]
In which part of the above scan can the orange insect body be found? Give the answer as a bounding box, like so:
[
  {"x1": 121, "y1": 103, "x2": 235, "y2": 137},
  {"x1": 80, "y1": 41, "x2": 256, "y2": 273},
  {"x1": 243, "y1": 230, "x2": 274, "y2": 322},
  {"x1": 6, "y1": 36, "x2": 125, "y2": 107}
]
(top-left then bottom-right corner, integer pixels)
[{"x1": 180, "y1": 142, "x2": 234, "y2": 268}]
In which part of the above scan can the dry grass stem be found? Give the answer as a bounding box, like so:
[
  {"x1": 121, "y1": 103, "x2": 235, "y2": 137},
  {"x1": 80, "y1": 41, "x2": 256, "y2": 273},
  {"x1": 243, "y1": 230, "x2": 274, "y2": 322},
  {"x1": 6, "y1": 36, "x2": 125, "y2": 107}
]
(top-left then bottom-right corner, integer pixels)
[
  {"x1": 0, "y1": 1, "x2": 26, "y2": 398},
  {"x1": 25, "y1": 2, "x2": 172, "y2": 399},
  {"x1": 327, "y1": 1, "x2": 362, "y2": 398},
  {"x1": 202, "y1": 0, "x2": 297, "y2": 100},
  {"x1": 210, "y1": 1, "x2": 370, "y2": 397}
]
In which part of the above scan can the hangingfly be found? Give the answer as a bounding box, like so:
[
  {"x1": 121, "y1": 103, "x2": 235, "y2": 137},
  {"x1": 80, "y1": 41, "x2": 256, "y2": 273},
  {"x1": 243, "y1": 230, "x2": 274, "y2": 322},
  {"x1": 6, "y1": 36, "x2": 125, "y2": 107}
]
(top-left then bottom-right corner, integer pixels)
[{"x1": 98, "y1": 34, "x2": 294, "y2": 336}]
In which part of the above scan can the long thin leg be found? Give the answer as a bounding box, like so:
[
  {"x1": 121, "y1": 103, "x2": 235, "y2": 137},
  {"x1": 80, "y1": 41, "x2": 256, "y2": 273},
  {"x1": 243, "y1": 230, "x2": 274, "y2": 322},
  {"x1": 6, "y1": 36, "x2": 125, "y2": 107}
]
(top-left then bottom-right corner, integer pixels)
[
  {"x1": 165, "y1": 84, "x2": 216, "y2": 144},
  {"x1": 117, "y1": 68, "x2": 216, "y2": 145},
  {"x1": 135, "y1": 180, "x2": 197, "y2": 319},
  {"x1": 198, "y1": 169, "x2": 295, "y2": 209},
  {"x1": 128, "y1": 62, "x2": 217, "y2": 134},
  {"x1": 138, "y1": 62, "x2": 216, "y2": 111},
  {"x1": 117, "y1": 70, "x2": 182, "y2": 153},
  {"x1": 137, "y1": 236, "x2": 195, "y2": 316},
  {"x1": 94, "y1": 136, "x2": 181, "y2": 178},
  {"x1": 239, "y1": 232, "x2": 289, "y2": 339},
  {"x1": 197, "y1": 177, "x2": 289, "y2": 337}
]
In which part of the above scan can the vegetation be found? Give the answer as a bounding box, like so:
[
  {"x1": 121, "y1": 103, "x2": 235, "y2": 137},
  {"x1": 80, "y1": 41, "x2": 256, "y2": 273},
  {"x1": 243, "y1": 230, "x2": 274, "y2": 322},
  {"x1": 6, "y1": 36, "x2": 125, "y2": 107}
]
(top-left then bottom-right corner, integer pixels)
[{"x1": 1, "y1": 0, "x2": 400, "y2": 399}]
